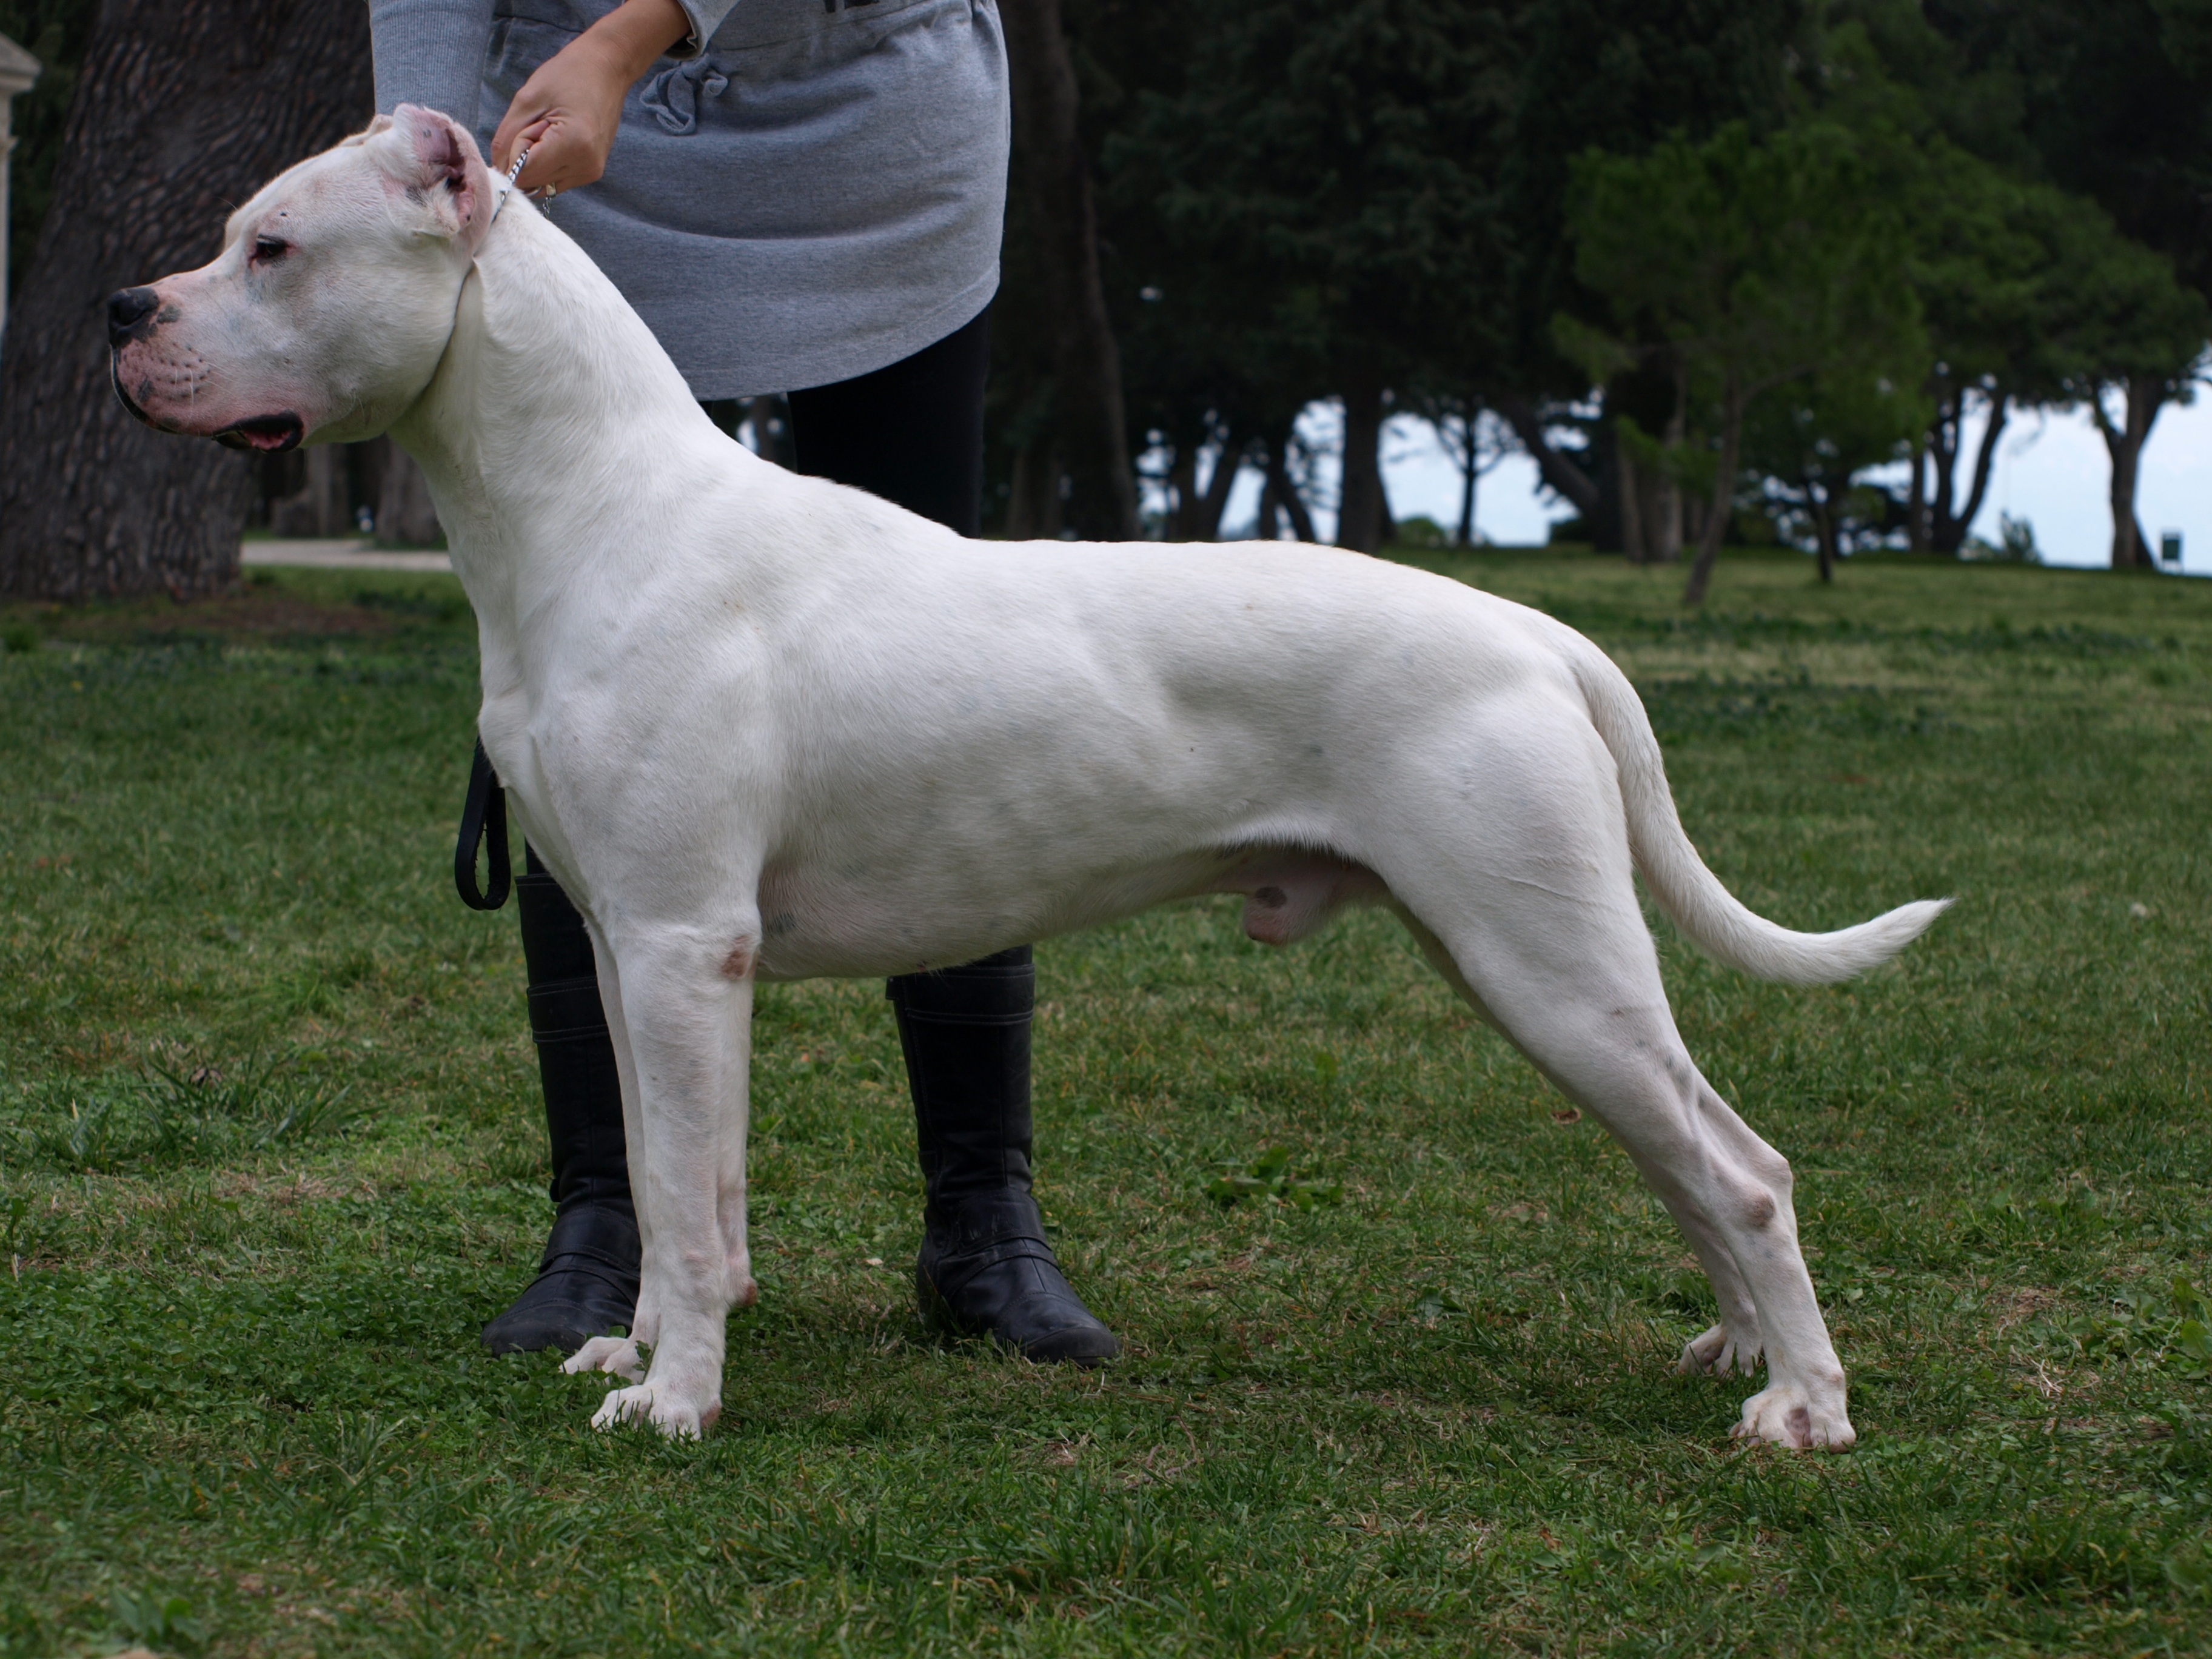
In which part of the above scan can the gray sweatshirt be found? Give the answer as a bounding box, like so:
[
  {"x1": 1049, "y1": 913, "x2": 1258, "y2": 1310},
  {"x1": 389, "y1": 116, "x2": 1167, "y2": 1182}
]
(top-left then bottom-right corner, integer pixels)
[{"x1": 369, "y1": 0, "x2": 1009, "y2": 399}]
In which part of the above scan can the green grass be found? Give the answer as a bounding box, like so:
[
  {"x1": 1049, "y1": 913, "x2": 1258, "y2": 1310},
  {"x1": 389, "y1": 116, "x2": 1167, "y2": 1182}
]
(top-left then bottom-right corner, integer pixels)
[{"x1": 2, "y1": 549, "x2": 2210, "y2": 1656}]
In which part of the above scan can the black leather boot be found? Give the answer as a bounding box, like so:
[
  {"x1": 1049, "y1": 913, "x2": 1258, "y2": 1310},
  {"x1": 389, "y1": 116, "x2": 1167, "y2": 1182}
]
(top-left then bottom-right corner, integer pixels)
[
  {"x1": 480, "y1": 848, "x2": 641, "y2": 1355},
  {"x1": 892, "y1": 948, "x2": 1118, "y2": 1365}
]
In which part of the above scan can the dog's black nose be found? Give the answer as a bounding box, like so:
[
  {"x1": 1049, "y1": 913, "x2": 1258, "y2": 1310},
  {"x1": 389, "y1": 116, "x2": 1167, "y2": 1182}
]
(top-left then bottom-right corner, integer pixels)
[{"x1": 106, "y1": 286, "x2": 161, "y2": 347}]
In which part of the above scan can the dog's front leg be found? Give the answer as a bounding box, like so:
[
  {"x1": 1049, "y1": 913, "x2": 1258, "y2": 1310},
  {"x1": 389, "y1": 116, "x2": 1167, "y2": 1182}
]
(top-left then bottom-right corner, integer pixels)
[{"x1": 573, "y1": 922, "x2": 757, "y2": 1438}]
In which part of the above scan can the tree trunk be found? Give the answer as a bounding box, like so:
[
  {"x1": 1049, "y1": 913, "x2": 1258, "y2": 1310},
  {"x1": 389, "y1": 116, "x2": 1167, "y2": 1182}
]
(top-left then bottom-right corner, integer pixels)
[
  {"x1": 1493, "y1": 390, "x2": 1600, "y2": 518},
  {"x1": 1925, "y1": 386, "x2": 2005, "y2": 557},
  {"x1": 1188, "y1": 429, "x2": 1242, "y2": 540},
  {"x1": 1681, "y1": 383, "x2": 1744, "y2": 608},
  {"x1": 1455, "y1": 430, "x2": 1478, "y2": 547},
  {"x1": 0, "y1": 0, "x2": 371, "y2": 601},
  {"x1": 269, "y1": 446, "x2": 349, "y2": 539},
  {"x1": 1926, "y1": 390, "x2": 1963, "y2": 555},
  {"x1": 377, "y1": 445, "x2": 443, "y2": 546},
  {"x1": 1000, "y1": 0, "x2": 1138, "y2": 541},
  {"x1": 2092, "y1": 374, "x2": 2165, "y2": 571},
  {"x1": 1614, "y1": 420, "x2": 1645, "y2": 563},
  {"x1": 1165, "y1": 447, "x2": 1197, "y2": 540},
  {"x1": 1005, "y1": 438, "x2": 1064, "y2": 540},
  {"x1": 1905, "y1": 437, "x2": 1928, "y2": 552},
  {"x1": 1955, "y1": 390, "x2": 2007, "y2": 548},
  {"x1": 1335, "y1": 363, "x2": 1389, "y2": 552},
  {"x1": 1813, "y1": 484, "x2": 1837, "y2": 585},
  {"x1": 1647, "y1": 390, "x2": 1685, "y2": 565},
  {"x1": 1279, "y1": 457, "x2": 1318, "y2": 543}
]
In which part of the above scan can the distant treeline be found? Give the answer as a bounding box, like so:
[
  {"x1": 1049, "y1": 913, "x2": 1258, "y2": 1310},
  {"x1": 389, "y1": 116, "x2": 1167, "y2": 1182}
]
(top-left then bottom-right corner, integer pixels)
[
  {"x1": 2, "y1": 1, "x2": 2205, "y2": 599},
  {"x1": 990, "y1": 0, "x2": 2210, "y2": 592}
]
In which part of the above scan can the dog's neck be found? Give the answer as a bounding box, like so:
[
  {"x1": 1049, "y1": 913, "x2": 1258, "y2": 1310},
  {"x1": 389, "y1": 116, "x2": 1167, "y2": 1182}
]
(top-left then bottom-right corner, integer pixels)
[{"x1": 388, "y1": 199, "x2": 739, "y2": 647}]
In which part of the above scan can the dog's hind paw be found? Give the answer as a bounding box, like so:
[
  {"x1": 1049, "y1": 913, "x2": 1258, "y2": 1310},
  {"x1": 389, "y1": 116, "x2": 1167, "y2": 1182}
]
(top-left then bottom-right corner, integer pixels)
[
  {"x1": 1733, "y1": 1381, "x2": 1854, "y2": 1451},
  {"x1": 590, "y1": 1382, "x2": 720, "y2": 1439},
  {"x1": 563, "y1": 1335, "x2": 645, "y2": 1382},
  {"x1": 1679, "y1": 1322, "x2": 1764, "y2": 1378}
]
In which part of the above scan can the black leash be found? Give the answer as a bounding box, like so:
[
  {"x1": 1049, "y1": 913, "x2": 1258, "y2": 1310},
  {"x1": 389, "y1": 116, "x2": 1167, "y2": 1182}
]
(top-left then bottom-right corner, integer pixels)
[{"x1": 455, "y1": 737, "x2": 512, "y2": 910}]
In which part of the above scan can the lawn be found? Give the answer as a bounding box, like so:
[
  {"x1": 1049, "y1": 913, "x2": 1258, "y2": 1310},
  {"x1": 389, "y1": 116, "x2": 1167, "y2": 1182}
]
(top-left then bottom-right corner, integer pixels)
[{"x1": 1, "y1": 548, "x2": 2208, "y2": 1657}]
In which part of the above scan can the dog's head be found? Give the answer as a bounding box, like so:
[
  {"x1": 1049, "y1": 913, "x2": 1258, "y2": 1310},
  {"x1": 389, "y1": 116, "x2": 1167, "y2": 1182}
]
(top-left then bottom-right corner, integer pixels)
[{"x1": 108, "y1": 107, "x2": 497, "y2": 451}]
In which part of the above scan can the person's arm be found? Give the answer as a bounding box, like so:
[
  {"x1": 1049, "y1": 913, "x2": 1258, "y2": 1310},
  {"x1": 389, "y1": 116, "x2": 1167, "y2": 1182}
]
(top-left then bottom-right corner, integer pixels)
[
  {"x1": 370, "y1": 0, "x2": 499, "y2": 126},
  {"x1": 490, "y1": 0, "x2": 735, "y2": 196}
]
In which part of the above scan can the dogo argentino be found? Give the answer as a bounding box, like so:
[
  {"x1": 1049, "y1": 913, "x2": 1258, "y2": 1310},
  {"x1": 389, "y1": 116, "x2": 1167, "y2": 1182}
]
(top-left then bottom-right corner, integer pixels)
[{"x1": 110, "y1": 109, "x2": 1947, "y2": 1447}]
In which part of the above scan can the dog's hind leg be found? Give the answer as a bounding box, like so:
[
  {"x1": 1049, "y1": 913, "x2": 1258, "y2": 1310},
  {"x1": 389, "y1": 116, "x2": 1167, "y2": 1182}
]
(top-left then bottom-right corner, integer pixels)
[
  {"x1": 1382, "y1": 727, "x2": 1852, "y2": 1448},
  {"x1": 565, "y1": 918, "x2": 759, "y2": 1438},
  {"x1": 1397, "y1": 910, "x2": 1765, "y2": 1375}
]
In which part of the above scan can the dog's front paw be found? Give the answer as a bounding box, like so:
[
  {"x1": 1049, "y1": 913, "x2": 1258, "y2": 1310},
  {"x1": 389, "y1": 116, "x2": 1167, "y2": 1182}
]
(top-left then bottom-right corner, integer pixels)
[
  {"x1": 1733, "y1": 1380, "x2": 1854, "y2": 1450},
  {"x1": 1678, "y1": 1321, "x2": 1763, "y2": 1378},
  {"x1": 563, "y1": 1335, "x2": 645, "y2": 1382},
  {"x1": 590, "y1": 1382, "x2": 721, "y2": 1439}
]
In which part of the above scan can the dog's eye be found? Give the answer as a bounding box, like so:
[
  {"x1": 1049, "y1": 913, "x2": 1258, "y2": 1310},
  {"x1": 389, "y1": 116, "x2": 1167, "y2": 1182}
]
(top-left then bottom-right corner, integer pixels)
[{"x1": 252, "y1": 235, "x2": 289, "y2": 265}]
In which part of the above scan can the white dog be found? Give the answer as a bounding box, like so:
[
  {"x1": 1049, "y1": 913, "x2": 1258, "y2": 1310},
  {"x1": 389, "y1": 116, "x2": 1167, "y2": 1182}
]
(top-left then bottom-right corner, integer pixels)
[{"x1": 112, "y1": 109, "x2": 1946, "y2": 1448}]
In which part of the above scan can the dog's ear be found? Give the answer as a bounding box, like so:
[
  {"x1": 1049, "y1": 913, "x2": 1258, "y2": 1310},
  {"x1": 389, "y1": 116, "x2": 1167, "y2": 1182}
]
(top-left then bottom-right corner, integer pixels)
[
  {"x1": 339, "y1": 112, "x2": 397, "y2": 149},
  {"x1": 376, "y1": 105, "x2": 495, "y2": 256}
]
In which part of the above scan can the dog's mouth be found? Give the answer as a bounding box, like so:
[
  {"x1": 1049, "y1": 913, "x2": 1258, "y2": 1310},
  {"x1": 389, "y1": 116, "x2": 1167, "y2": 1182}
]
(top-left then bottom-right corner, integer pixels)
[
  {"x1": 109, "y1": 355, "x2": 159, "y2": 431},
  {"x1": 214, "y1": 412, "x2": 306, "y2": 453},
  {"x1": 109, "y1": 357, "x2": 306, "y2": 453}
]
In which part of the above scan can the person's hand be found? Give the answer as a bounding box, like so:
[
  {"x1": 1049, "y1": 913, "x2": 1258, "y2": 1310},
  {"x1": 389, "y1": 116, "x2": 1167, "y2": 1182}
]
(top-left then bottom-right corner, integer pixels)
[{"x1": 491, "y1": 0, "x2": 690, "y2": 196}]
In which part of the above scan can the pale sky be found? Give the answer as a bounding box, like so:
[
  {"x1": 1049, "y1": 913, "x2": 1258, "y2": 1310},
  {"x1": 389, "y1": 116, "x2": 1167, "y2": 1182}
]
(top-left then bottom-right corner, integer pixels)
[{"x1": 1193, "y1": 392, "x2": 2210, "y2": 575}]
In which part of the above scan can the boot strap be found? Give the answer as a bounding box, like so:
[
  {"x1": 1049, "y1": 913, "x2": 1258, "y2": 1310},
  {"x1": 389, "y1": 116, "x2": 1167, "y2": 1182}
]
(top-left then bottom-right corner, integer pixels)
[
  {"x1": 528, "y1": 974, "x2": 611, "y2": 1045},
  {"x1": 539, "y1": 1202, "x2": 639, "y2": 1274},
  {"x1": 924, "y1": 1233, "x2": 1058, "y2": 1300}
]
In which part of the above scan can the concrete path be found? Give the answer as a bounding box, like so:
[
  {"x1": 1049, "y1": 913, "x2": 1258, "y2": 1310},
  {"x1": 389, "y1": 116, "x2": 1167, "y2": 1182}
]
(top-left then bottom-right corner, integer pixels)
[{"x1": 243, "y1": 538, "x2": 452, "y2": 573}]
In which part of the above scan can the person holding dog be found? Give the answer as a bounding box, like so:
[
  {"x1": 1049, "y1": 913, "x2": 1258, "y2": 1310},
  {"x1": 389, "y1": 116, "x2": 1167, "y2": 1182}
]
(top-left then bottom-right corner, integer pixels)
[{"x1": 371, "y1": 0, "x2": 1118, "y2": 1366}]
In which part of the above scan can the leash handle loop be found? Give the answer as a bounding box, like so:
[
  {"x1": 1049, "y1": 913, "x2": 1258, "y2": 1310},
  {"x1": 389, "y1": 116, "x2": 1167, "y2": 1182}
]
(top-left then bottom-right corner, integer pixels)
[{"x1": 455, "y1": 737, "x2": 512, "y2": 911}]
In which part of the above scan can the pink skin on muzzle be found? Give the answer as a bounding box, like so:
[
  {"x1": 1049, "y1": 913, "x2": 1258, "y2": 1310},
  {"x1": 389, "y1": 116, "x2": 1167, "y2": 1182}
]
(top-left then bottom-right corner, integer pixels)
[{"x1": 110, "y1": 283, "x2": 312, "y2": 452}]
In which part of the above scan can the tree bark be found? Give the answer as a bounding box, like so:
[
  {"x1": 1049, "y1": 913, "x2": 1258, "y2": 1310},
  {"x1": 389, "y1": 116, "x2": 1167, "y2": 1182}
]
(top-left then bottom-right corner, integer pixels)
[
  {"x1": 1000, "y1": 0, "x2": 1138, "y2": 541},
  {"x1": 2091, "y1": 374, "x2": 2165, "y2": 571},
  {"x1": 1188, "y1": 429, "x2": 1243, "y2": 540},
  {"x1": 1926, "y1": 390, "x2": 1962, "y2": 554},
  {"x1": 1165, "y1": 447, "x2": 1197, "y2": 540},
  {"x1": 1812, "y1": 484, "x2": 1837, "y2": 585},
  {"x1": 1614, "y1": 420, "x2": 1645, "y2": 563},
  {"x1": 1905, "y1": 437, "x2": 1928, "y2": 552},
  {"x1": 377, "y1": 444, "x2": 443, "y2": 546},
  {"x1": 1681, "y1": 381, "x2": 1744, "y2": 608},
  {"x1": 1335, "y1": 363, "x2": 1390, "y2": 552},
  {"x1": 1954, "y1": 390, "x2": 2008, "y2": 551},
  {"x1": 0, "y1": 0, "x2": 372, "y2": 601},
  {"x1": 1005, "y1": 437, "x2": 1064, "y2": 540},
  {"x1": 1455, "y1": 431, "x2": 1478, "y2": 547},
  {"x1": 1925, "y1": 386, "x2": 2006, "y2": 556},
  {"x1": 1647, "y1": 387, "x2": 1685, "y2": 565},
  {"x1": 1493, "y1": 391, "x2": 1600, "y2": 518},
  {"x1": 269, "y1": 446, "x2": 349, "y2": 539},
  {"x1": 1279, "y1": 458, "x2": 1318, "y2": 544}
]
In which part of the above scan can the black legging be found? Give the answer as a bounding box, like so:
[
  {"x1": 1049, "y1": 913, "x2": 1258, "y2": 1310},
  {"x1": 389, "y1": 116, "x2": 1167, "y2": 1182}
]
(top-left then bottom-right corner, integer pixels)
[{"x1": 788, "y1": 305, "x2": 989, "y2": 537}]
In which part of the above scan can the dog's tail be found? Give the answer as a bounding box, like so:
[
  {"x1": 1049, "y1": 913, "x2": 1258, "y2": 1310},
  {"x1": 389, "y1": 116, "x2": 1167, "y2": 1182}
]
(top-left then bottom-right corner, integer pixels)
[{"x1": 1566, "y1": 637, "x2": 1949, "y2": 985}]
